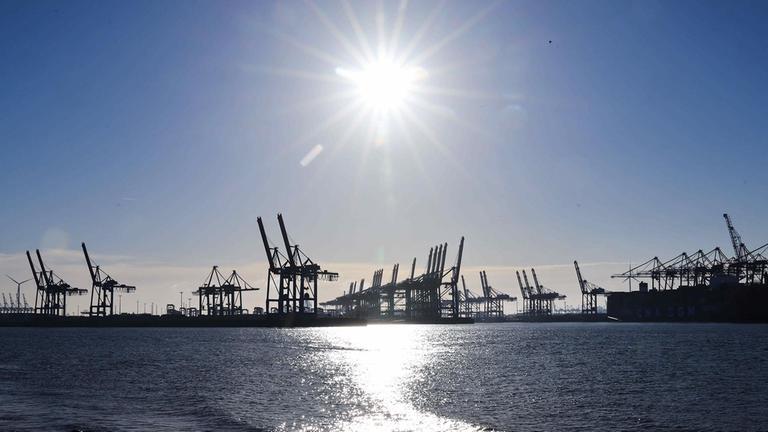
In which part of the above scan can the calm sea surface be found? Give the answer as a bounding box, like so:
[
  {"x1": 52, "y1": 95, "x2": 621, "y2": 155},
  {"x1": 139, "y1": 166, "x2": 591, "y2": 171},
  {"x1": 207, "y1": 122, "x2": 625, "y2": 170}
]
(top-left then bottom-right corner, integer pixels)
[{"x1": 0, "y1": 323, "x2": 767, "y2": 431}]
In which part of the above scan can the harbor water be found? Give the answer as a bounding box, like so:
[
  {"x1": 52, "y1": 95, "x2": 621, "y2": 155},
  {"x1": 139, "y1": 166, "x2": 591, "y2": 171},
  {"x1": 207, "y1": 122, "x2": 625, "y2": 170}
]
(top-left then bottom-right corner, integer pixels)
[{"x1": 1, "y1": 323, "x2": 767, "y2": 431}]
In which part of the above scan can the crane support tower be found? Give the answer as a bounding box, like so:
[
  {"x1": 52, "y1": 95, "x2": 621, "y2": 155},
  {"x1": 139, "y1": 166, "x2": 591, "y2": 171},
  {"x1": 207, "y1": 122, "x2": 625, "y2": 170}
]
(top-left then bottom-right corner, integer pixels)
[
  {"x1": 574, "y1": 260, "x2": 606, "y2": 314},
  {"x1": 258, "y1": 214, "x2": 338, "y2": 315},
  {"x1": 82, "y1": 242, "x2": 136, "y2": 316},
  {"x1": 27, "y1": 249, "x2": 87, "y2": 316},
  {"x1": 320, "y1": 237, "x2": 466, "y2": 322},
  {"x1": 195, "y1": 266, "x2": 259, "y2": 316}
]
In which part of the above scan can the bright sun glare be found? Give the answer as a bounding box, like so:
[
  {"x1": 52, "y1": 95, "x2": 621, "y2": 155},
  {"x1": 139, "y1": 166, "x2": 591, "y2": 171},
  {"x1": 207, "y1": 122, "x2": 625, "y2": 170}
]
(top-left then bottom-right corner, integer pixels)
[
  {"x1": 336, "y1": 59, "x2": 427, "y2": 112},
  {"x1": 278, "y1": 1, "x2": 498, "y2": 157}
]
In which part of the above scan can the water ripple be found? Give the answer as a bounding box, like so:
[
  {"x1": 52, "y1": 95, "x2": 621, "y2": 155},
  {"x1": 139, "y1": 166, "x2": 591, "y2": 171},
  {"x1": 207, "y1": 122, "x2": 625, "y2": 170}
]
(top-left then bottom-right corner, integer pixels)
[{"x1": 0, "y1": 324, "x2": 766, "y2": 431}]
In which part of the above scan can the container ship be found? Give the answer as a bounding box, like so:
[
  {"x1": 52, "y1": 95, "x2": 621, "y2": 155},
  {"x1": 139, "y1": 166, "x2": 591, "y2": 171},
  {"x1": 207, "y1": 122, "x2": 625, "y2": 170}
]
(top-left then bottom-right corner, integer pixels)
[{"x1": 606, "y1": 214, "x2": 768, "y2": 323}]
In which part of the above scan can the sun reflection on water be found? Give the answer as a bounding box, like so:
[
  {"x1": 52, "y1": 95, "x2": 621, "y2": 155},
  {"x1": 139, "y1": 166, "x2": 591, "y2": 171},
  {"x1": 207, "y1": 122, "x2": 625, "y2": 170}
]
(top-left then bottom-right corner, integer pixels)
[{"x1": 289, "y1": 325, "x2": 485, "y2": 432}]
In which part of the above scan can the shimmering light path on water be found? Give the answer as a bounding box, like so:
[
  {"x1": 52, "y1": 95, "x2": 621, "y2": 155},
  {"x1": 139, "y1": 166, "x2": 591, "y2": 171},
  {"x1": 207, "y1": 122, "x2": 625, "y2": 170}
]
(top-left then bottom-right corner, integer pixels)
[{"x1": 1, "y1": 323, "x2": 767, "y2": 431}]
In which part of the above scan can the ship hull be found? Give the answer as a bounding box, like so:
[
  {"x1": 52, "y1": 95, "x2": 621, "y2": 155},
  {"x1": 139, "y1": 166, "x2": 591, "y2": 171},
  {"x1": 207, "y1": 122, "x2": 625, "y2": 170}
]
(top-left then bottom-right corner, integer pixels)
[
  {"x1": 606, "y1": 283, "x2": 768, "y2": 323},
  {"x1": 509, "y1": 313, "x2": 610, "y2": 323}
]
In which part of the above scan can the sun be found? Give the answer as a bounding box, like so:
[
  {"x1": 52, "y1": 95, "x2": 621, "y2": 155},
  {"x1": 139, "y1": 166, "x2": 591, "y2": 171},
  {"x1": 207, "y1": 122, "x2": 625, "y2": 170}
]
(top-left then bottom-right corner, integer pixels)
[
  {"x1": 336, "y1": 58, "x2": 427, "y2": 112},
  {"x1": 270, "y1": 1, "x2": 499, "y2": 159}
]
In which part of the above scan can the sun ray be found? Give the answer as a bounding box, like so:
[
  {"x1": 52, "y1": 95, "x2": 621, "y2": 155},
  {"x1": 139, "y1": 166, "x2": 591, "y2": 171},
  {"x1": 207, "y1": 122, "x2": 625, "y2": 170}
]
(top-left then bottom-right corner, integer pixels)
[
  {"x1": 404, "y1": 94, "x2": 492, "y2": 140},
  {"x1": 341, "y1": 0, "x2": 377, "y2": 64},
  {"x1": 399, "y1": 104, "x2": 443, "y2": 153},
  {"x1": 409, "y1": 0, "x2": 501, "y2": 66},
  {"x1": 306, "y1": 106, "x2": 370, "y2": 192},
  {"x1": 330, "y1": 104, "x2": 371, "y2": 154},
  {"x1": 262, "y1": 0, "x2": 502, "y2": 193},
  {"x1": 349, "y1": 110, "x2": 380, "y2": 200},
  {"x1": 291, "y1": 98, "x2": 367, "y2": 151},
  {"x1": 375, "y1": 0, "x2": 388, "y2": 58},
  {"x1": 400, "y1": 103, "x2": 473, "y2": 181},
  {"x1": 254, "y1": 66, "x2": 344, "y2": 84},
  {"x1": 327, "y1": 108, "x2": 372, "y2": 203},
  {"x1": 390, "y1": 108, "x2": 440, "y2": 203},
  {"x1": 387, "y1": 0, "x2": 410, "y2": 60},
  {"x1": 307, "y1": 0, "x2": 369, "y2": 66},
  {"x1": 264, "y1": 28, "x2": 347, "y2": 67},
  {"x1": 402, "y1": 94, "x2": 456, "y2": 119},
  {"x1": 395, "y1": 0, "x2": 446, "y2": 65},
  {"x1": 411, "y1": 84, "x2": 505, "y2": 101},
  {"x1": 272, "y1": 89, "x2": 360, "y2": 117}
]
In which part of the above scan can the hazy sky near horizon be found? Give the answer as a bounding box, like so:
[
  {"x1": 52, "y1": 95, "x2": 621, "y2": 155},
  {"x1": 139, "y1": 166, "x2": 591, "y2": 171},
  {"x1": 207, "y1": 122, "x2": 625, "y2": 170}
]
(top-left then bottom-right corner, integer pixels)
[{"x1": 1, "y1": 0, "x2": 767, "y2": 308}]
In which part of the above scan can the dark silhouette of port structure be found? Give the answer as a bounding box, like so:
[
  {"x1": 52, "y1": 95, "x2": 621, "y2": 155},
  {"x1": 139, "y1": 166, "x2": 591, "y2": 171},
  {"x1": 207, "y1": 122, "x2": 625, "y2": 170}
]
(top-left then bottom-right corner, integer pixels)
[
  {"x1": 606, "y1": 213, "x2": 768, "y2": 322},
  {"x1": 8, "y1": 211, "x2": 766, "y2": 325}
]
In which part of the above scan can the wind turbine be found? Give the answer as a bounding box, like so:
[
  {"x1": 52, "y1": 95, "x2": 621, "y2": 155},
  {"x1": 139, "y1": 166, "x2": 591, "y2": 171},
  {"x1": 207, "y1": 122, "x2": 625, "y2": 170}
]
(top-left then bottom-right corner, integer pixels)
[{"x1": 7, "y1": 275, "x2": 31, "y2": 311}]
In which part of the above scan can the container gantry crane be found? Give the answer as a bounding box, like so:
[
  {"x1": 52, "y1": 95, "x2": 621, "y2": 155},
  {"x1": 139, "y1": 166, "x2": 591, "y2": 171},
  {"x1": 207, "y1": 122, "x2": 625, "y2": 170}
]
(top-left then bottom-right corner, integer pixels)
[
  {"x1": 460, "y1": 274, "x2": 482, "y2": 318},
  {"x1": 82, "y1": 242, "x2": 136, "y2": 316},
  {"x1": 258, "y1": 214, "x2": 338, "y2": 315},
  {"x1": 27, "y1": 249, "x2": 87, "y2": 316},
  {"x1": 530, "y1": 268, "x2": 565, "y2": 315},
  {"x1": 195, "y1": 266, "x2": 258, "y2": 316},
  {"x1": 478, "y1": 270, "x2": 514, "y2": 319},
  {"x1": 574, "y1": 260, "x2": 606, "y2": 314},
  {"x1": 724, "y1": 213, "x2": 750, "y2": 261}
]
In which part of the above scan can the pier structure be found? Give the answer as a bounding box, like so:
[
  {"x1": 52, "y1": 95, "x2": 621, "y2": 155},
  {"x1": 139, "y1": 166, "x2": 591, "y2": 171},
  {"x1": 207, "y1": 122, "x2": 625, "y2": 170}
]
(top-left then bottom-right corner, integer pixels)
[
  {"x1": 258, "y1": 214, "x2": 338, "y2": 315},
  {"x1": 322, "y1": 237, "x2": 465, "y2": 321},
  {"x1": 574, "y1": 260, "x2": 606, "y2": 314},
  {"x1": 194, "y1": 266, "x2": 258, "y2": 316},
  {"x1": 27, "y1": 249, "x2": 87, "y2": 316},
  {"x1": 82, "y1": 242, "x2": 136, "y2": 316}
]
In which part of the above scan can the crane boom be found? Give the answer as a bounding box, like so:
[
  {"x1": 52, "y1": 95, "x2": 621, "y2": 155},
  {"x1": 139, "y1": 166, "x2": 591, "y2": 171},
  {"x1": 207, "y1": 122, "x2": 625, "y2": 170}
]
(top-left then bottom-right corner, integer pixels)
[
  {"x1": 574, "y1": 260, "x2": 586, "y2": 294},
  {"x1": 452, "y1": 243, "x2": 464, "y2": 314},
  {"x1": 516, "y1": 271, "x2": 526, "y2": 298},
  {"x1": 26, "y1": 251, "x2": 41, "y2": 290},
  {"x1": 531, "y1": 268, "x2": 543, "y2": 295},
  {"x1": 723, "y1": 213, "x2": 748, "y2": 260},
  {"x1": 277, "y1": 213, "x2": 297, "y2": 267},
  {"x1": 484, "y1": 270, "x2": 493, "y2": 296},
  {"x1": 36, "y1": 250, "x2": 52, "y2": 287},
  {"x1": 522, "y1": 270, "x2": 533, "y2": 297},
  {"x1": 257, "y1": 216, "x2": 277, "y2": 270},
  {"x1": 82, "y1": 243, "x2": 97, "y2": 283}
]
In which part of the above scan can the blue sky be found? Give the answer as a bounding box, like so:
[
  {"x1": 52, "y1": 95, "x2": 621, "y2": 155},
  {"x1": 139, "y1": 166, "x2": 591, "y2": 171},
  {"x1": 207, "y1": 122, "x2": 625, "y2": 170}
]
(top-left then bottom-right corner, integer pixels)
[{"x1": 1, "y1": 0, "x2": 767, "y2": 308}]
